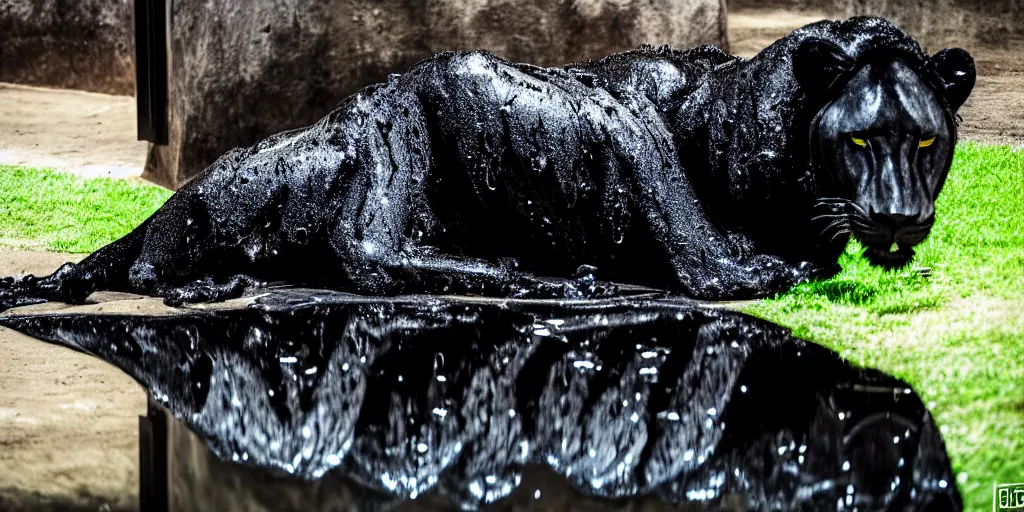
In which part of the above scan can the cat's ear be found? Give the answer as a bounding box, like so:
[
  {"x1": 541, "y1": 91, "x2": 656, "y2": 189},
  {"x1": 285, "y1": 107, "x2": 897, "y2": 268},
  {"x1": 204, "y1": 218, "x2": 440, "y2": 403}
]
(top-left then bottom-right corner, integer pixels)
[
  {"x1": 793, "y1": 37, "x2": 855, "y2": 97},
  {"x1": 931, "y1": 48, "x2": 976, "y2": 111}
]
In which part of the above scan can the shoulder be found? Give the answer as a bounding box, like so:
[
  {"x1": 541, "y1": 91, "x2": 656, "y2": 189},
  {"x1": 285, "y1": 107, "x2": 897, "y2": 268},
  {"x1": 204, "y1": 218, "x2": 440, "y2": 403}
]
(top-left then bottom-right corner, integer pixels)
[{"x1": 565, "y1": 45, "x2": 737, "y2": 107}]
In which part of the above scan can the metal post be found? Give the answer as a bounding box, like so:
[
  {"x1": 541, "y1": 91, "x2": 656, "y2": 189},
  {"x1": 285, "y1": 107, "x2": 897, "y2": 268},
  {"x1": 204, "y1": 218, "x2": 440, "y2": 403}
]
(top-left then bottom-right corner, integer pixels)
[
  {"x1": 138, "y1": 399, "x2": 169, "y2": 512},
  {"x1": 135, "y1": 0, "x2": 169, "y2": 144}
]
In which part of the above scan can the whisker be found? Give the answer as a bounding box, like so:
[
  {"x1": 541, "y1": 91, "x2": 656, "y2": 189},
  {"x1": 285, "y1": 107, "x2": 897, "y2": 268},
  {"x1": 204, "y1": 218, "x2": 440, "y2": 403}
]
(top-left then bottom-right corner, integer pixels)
[
  {"x1": 829, "y1": 229, "x2": 851, "y2": 245},
  {"x1": 818, "y1": 218, "x2": 850, "y2": 240},
  {"x1": 849, "y1": 215, "x2": 874, "y2": 229},
  {"x1": 814, "y1": 201, "x2": 845, "y2": 209},
  {"x1": 846, "y1": 202, "x2": 868, "y2": 216},
  {"x1": 811, "y1": 213, "x2": 849, "y2": 222},
  {"x1": 823, "y1": 218, "x2": 848, "y2": 232}
]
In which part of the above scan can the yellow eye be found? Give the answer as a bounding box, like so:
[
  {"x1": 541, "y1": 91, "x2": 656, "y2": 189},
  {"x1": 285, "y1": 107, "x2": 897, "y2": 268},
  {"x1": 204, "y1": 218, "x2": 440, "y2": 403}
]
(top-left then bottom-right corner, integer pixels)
[
  {"x1": 919, "y1": 136, "x2": 936, "y2": 148},
  {"x1": 850, "y1": 135, "x2": 867, "y2": 147}
]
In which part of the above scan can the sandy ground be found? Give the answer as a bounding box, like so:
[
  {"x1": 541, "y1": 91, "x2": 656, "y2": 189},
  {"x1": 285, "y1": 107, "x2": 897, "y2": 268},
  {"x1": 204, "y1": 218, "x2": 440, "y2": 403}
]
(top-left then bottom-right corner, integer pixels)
[
  {"x1": 0, "y1": 248, "x2": 145, "y2": 512},
  {"x1": 0, "y1": 8, "x2": 1021, "y2": 511},
  {"x1": 0, "y1": 83, "x2": 147, "y2": 179}
]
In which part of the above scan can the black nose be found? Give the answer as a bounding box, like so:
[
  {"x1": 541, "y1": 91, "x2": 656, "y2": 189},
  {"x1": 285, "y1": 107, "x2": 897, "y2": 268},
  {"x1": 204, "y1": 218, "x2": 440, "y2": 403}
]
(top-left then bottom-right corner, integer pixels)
[{"x1": 869, "y1": 208, "x2": 921, "y2": 230}]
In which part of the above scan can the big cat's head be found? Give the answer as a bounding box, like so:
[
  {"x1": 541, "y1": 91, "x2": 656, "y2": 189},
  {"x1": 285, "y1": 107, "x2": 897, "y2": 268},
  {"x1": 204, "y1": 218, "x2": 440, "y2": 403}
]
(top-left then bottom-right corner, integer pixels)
[{"x1": 799, "y1": 37, "x2": 975, "y2": 268}]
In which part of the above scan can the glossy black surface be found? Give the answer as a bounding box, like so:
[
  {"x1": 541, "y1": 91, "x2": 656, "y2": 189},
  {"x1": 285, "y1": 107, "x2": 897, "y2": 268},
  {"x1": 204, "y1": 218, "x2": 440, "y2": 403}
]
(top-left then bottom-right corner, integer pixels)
[
  {"x1": 0, "y1": 291, "x2": 962, "y2": 510},
  {"x1": 0, "y1": 17, "x2": 975, "y2": 313}
]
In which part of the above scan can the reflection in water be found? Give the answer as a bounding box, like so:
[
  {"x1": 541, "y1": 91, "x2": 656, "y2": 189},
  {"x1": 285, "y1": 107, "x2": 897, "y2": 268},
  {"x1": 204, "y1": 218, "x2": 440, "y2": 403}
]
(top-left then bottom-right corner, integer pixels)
[{"x1": 0, "y1": 290, "x2": 961, "y2": 511}]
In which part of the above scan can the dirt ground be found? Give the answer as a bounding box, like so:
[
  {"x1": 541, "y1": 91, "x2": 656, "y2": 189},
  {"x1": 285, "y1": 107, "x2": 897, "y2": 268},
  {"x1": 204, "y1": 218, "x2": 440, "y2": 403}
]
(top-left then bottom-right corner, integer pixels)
[
  {"x1": 0, "y1": 248, "x2": 144, "y2": 512},
  {"x1": 0, "y1": 7, "x2": 1021, "y2": 511},
  {"x1": 729, "y1": 8, "x2": 1024, "y2": 147},
  {"x1": 0, "y1": 83, "x2": 147, "y2": 179}
]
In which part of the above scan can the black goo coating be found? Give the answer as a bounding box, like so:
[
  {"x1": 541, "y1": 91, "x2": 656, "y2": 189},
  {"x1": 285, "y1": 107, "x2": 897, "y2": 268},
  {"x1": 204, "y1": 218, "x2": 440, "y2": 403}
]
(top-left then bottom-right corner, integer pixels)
[{"x1": 0, "y1": 16, "x2": 975, "y2": 308}]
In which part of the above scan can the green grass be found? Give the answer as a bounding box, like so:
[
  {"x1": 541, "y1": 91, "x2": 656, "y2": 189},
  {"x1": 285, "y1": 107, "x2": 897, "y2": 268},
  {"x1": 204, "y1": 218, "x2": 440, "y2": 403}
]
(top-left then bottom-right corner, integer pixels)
[
  {"x1": 0, "y1": 165, "x2": 171, "y2": 253},
  {"x1": 1, "y1": 146, "x2": 1021, "y2": 509},
  {"x1": 746, "y1": 143, "x2": 1024, "y2": 510}
]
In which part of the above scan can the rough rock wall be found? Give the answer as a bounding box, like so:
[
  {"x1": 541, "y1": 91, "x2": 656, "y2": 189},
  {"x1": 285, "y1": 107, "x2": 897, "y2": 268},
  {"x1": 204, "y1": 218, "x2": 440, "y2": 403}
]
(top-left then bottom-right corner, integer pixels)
[
  {"x1": 0, "y1": 0, "x2": 135, "y2": 95},
  {"x1": 145, "y1": 0, "x2": 728, "y2": 189}
]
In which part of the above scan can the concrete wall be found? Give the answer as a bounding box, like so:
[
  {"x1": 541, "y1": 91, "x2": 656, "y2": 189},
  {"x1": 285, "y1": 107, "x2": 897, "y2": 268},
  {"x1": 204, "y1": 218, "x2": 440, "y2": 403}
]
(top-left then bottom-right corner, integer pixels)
[
  {"x1": 145, "y1": 0, "x2": 728, "y2": 189},
  {"x1": 0, "y1": 0, "x2": 135, "y2": 95}
]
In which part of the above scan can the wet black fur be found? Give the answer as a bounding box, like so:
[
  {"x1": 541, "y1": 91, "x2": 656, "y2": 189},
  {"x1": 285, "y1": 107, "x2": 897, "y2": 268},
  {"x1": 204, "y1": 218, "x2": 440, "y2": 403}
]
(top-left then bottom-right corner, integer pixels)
[{"x1": 0, "y1": 17, "x2": 975, "y2": 309}]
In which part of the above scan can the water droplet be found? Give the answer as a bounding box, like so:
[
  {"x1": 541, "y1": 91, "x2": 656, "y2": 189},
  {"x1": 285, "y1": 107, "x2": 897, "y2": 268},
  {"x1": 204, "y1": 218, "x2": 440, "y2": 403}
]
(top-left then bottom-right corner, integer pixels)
[{"x1": 484, "y1": 165, "x2": 497, "y2": 191}]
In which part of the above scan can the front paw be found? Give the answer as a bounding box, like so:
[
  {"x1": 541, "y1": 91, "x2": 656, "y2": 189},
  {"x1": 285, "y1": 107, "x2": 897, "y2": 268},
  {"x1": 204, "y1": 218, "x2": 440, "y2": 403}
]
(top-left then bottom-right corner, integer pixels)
[
  {"x1": 796, "y1": 260, "x2": 840, "y2": 281},
  {"x1": 510, "y1": 268, "x2": 620, "y2": 300},
  {"x1": 163, "y1": 275, "x2": 263, "y2": 307},
  {"x1": 163, "y1": 278, "x2": 219, "y2": 306},
  {"x1": 681, "y1": 256, "x2": 828, "y2": 300},
  {"x1": 737, "y1": 255, "x2": 828, "y2": 297},
  {"x1": 0, "y1": 294, "x2": 47, "y2": 312},
  {"x1": 0, "y1": 276, "x2": 45, "y2": 312}
]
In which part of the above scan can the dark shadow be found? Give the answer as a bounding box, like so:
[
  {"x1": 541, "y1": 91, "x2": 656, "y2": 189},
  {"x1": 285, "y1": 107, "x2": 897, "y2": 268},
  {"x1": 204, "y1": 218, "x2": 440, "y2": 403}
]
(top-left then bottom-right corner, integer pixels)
[{"x1": 0, "y1": 487, "x2": 134, "y2": 512}]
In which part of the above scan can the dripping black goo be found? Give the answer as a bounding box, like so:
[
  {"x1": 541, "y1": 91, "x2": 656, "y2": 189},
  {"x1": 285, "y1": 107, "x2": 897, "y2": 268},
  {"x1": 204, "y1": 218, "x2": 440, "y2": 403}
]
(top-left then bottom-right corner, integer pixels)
[{"x1": 0, "y1": 16, "x2": 974, "y2": 310}]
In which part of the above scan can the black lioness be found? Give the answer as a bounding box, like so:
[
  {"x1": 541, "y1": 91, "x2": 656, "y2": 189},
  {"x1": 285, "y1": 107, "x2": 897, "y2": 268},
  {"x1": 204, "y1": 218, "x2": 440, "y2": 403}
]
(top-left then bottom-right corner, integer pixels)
[{"x1": 0, "y1": 17, "x2": 975, "y2": 309}]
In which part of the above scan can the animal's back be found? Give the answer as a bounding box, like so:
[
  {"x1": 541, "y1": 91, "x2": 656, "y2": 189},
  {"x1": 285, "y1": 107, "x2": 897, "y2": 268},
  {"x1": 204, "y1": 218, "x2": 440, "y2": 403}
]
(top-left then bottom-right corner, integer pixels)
[{"x1": 406, "y1": 50, "x2": 723, "y2": 282}]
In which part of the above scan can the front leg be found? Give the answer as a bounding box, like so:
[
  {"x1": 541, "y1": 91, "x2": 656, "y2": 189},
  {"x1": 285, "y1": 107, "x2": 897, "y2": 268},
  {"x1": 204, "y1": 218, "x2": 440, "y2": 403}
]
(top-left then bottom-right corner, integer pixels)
[
  {"x1": 643, "y1": 184, "x2": 825, "y2": 300},
  {"x1": 596, "y1": 101, "x2": 823, "y2": 300},
  {"x1": 398, "y1": 254, "x2": 618, "y2": 299},
  {"x1": 0, "y1": 260, "x2": 124, "y2": 312},
  {"x1": 677, "y1": 251, "x2": 829, "y2": 300},
  {"x1": 333, "y1": 238, "x2": 617, "y2": 299},
  {"x1": 658, "y1": 205, "x2": 828, "y2": 300},
  {"x1": 0, "y1": 226, "x2": 145, "y2": 312}
]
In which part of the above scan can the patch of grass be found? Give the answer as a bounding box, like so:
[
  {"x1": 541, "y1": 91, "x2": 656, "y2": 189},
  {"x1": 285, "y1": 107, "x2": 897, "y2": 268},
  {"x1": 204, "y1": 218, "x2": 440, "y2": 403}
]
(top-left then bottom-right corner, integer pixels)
[
  {"x1": 0, "y1": 165, "x2": 172, "y2": 253},
  {"x1": 747, "y1": 143, "x2": 1024, "y2": 511}
]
